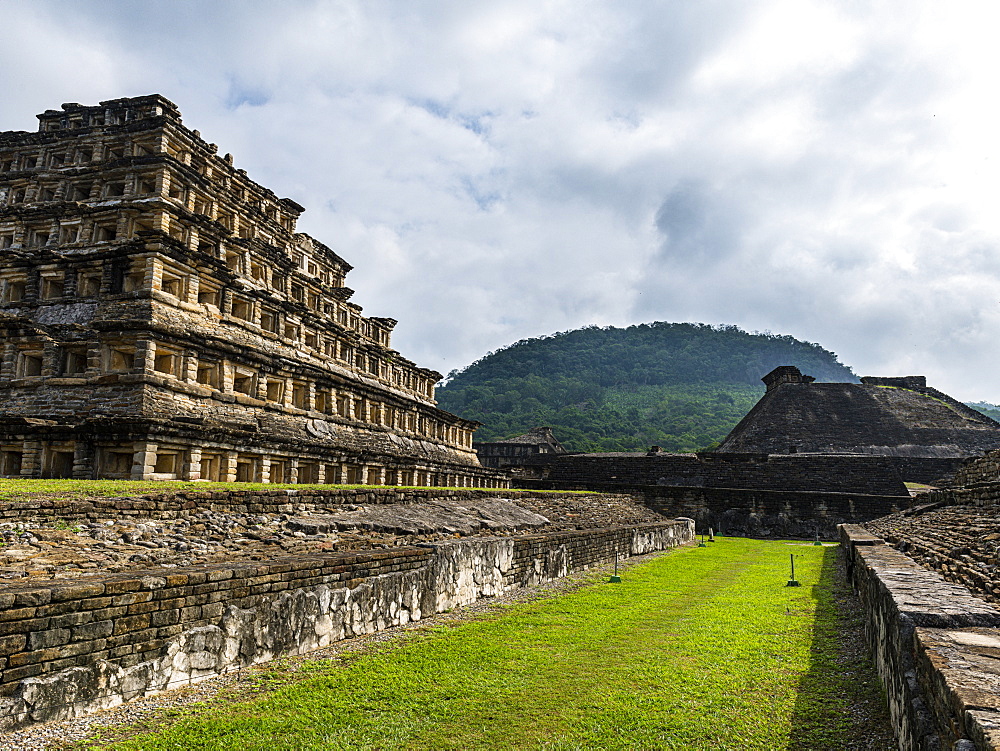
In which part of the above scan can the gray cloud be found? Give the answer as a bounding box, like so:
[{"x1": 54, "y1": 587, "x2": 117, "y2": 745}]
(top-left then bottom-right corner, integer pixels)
[{"x1": 3, "y1": 0, "x2": 1000, "y2": 400}]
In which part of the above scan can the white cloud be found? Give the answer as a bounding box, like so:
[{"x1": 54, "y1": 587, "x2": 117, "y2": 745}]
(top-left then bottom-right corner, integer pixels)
[{"x1": 3, "y1": 0, "x2": 1000, "y2": 401}]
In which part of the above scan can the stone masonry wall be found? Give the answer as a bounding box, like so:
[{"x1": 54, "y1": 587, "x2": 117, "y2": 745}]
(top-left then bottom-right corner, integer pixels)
[
  {"x1": 528, "y1": 453, "x2": 910, "y2": 496},
  {"x1": 841, "y1": 524, "x2": 1000, "y2": 750},
  {"x1": 0, "y1": 518, "x2": 693, "y2": 728},
  {"x1": 640, "y1": 486, "x2": 908, "y2": 539},
  {"x1": 517, "y1": 481, "x2": 910, "y2": 538},
  {"x1": 642, "y1": 487, "x2": 910, "y2": 540},
  {"x1": 907, "y1": 482, "x2": 1000, "y2": 513},
  {"x1": 951, "y1": 450, "x2": 1000, "y2": 488}
]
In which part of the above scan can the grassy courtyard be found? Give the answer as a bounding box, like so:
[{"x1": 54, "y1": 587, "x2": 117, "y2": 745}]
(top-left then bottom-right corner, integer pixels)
[
  {"x1": 0, "y1": 478, "x2": 589, "y2": 503},
  {"x1": 83, "y1": 539, "x2": 891, "y2": 750}
]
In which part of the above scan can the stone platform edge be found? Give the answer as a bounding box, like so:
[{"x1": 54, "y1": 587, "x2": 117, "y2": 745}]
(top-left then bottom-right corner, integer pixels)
[
  {"x1": 840, "y1": 523, "x2": 1000, "y2": 750},
  {"x1": 0, "y1": 487, "x2": 622, "y2": 521},
  {"x1": 0, "y1": 518, "x2": 694, "y2": 729}
]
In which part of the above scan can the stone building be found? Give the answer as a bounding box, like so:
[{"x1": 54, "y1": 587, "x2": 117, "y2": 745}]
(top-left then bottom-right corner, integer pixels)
[
  {"x1": 716, "y1": 366, "x2": 1000, "y2": 482},
  {"x1": 0, "y1": 95, "x2": 504, "y2": 487},
  {"x1": 489, "y1": 366, "x2": 1000, "y2": 493},
  {"x1": 475, "y1": 426, "x2": 568, "y2": 470}
]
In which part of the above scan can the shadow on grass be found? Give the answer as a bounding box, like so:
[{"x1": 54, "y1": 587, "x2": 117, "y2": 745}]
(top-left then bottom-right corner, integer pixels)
[{"x1": 786, "y1": 545, "x2": 895, "y2": 751}]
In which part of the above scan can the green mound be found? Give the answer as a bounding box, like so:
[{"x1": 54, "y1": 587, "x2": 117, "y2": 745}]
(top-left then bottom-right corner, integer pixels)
[{"x1": 437, "y1": 322, "x2": 857, "y2": 452}]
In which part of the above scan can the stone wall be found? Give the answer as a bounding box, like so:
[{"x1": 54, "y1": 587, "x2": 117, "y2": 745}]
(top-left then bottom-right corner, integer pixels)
[
  {"x1": 0, "y1": 518, "x2": 693, "y2": 728},
  {"x1": 887, "y1": 456, "x2": 965, "y2": 486},
  {"x1": 640, "y1": 486, "x2": 909, "y2": 538},
  {"x1": 908, "y1": 482, "x2": 1000, "y2": 511},
  {"x1": 840, "y1": 524, "x2": 1000, "y2": 750},
  {"x1": 866, "y1": 504, "x2": 1000, "y2": 607},
  {"x1": 950, "y1": 450, "x2": 1000, "y2": 488},
  {"x1": 519, "y1": 452, "x2": 911, "y2": 496},
  {"x1": 517, "y1": 481, "x2": 909, "y2": 538}
]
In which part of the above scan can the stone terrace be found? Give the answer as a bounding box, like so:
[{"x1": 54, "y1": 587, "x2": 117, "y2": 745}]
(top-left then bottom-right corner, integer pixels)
[
  {"x1": 0, "y1": 486, "x2": 690, "y2": 729},
  {"x1": 865, "y1": 504, "x2": 1000, "y2": 606},
  {"x1": 0, "y1": 488, "x2": 667, "y2": 582}
]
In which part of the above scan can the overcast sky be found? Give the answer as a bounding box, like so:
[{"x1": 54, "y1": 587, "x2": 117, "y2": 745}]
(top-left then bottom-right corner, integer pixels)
[{"x1": 4, "y1": 1, "x2": 1000, "y2": 400}]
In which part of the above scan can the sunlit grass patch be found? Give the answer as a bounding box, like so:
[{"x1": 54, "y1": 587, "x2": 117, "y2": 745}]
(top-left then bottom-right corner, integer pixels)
[{"x1": 84, "y1": 539, "x2": 890, "y2": 750}]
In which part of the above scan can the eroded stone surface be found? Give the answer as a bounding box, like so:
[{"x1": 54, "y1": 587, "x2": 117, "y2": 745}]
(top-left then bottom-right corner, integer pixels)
[
  {"x1": 0, "y1": 491, "x2": 663, "y2": 580},
  {"x1": 867, "y1": 504, "x2": 1000, "y2": 607},
  {"x1": 287, "y1": 498, "x2": 549, "y2": 536}
]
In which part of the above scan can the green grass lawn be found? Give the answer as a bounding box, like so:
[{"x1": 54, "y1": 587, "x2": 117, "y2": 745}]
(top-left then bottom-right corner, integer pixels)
[
  {"x1": 83, "y1": 539, "x2": 890, "y2": 750},
  {"x1": 0, "y1": 478, "x2": 450, "y2": 501},
  {"x1": 0, "y1": 478, "x2": 594, "y2": 503}
]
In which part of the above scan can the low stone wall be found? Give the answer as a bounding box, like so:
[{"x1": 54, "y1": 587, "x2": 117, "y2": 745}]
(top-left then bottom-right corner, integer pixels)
[
  {"x1": 0, "y1": 519, "x2": 693, "y2": 728},
  {"x1": 641, "y1": 486, "x2": 909, "y2": 538},
  {"x1": 840, "y1": 524, "x2": 1000, "y2": 750},
  {"x1": 514, "y1": 483, "x2": 908, "y2": 538},
  {"x1": 886, "y1": 456, "x2": 966, "y2": 487},
  {"x1": 518, "y1": 452, "x2": 913, "y2": 495},
  {"x1": 866, "y1": 504, "x2": 1000, "y2": 606},
  {"x1": 918, "y1": 483, "x2": 1000, "y2": 509},
  {"x1": 0, "y1": 487, "x2": 597, "y2": 523}
]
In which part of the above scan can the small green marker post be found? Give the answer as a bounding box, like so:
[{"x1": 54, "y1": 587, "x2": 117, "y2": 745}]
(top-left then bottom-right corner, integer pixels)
[
  {"x1": 609, "y1": 549, "x2": 622, "y2": 583},
  {"x1": 813, "y1": 528, "x2": 822, "y2": 546},
  {"x1": 698, "y1": 530, "x2": 707, "y2": 547},
  {"x1": 786, "y1": 553, "x2": 800, "y2": 587}
]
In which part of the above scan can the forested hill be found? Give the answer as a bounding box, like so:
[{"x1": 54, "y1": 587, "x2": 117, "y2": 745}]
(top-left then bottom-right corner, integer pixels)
[{"x1": 435, "y1": 322, "x2": 858, "y2": 453}]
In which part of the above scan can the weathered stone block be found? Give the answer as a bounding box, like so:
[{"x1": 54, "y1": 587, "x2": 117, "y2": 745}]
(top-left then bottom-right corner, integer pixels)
[
  {"x1": 1, "y1": 663, "x2": 45, "y2": 683},
  {"x1": 0, "y1": 636, "x2": 27, "y2": 656},
  {"x1": 0, "y1": 617, "x2": 48, "y2": 638},
  {"x1": 89, "y1": 606, "x2": 128, "y2": 621},
  {"x1": 113, "y1": 614, "x2": 151, "y2": 636},
  {"x1": 70, "y1": 621, "x2": 114, "y2": 642},
  {"x1": 50, "y1": 584, "x2": 105, "y2": 602},
  {"x1": 125, "y1": 601, "x2": 160, "y2": 616},
  {"x1": 111, "y1": 592, "x2": 153, "y2": 607},
  {"x1": 103, "y1": 579, "x2": 143, "y2": 595},
  {"x1": 201, "y1": 602, "x2": 224, "y2": 619},
  {"x1": 27, "y1": 629, "x2": 71, "y2": 651},
  {"x1": 12, "y1": 590, "x2": 50, "y2": 607},
  {"x1": 45, "y1": 612, "x2": 90, "y2": 630}
]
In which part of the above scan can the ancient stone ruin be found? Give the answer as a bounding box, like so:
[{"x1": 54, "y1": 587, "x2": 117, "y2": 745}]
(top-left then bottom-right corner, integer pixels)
[
  {"x1": 0, "y1": 95, "x2": 502, "y2": 487},
  {"x1": 718, "y1": 366, "x2": 1000, "y2": 482},
  {"x1": 470, "y1": 366, "x2": 1000, "y2": 538},
  {"x1": 840, "y1": 447, "x2": 1000, "y2": 749},
  {"x1": 0, "y1": 485, "x2": 692, "y2": 729},
  {"x1": 490, "y1": 366, "x2": 1000, "y2": 491},
  {"x1": 475, "y1": 425, "x2": 568, "y2": 470}
]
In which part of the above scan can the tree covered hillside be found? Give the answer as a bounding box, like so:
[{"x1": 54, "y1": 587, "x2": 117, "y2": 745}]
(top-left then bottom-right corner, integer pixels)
[
  {"x1": 436, "y1": 323, "x2": 858, "y2": 453},
  {"x1": 967, "y1": 402, "x2": 1000, "y2": 423}
]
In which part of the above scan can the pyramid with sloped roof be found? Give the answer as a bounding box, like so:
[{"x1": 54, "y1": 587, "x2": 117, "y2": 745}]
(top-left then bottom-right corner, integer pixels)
[{"x1": 717, "y1": 367, "x2": 1000, "y2": 458}]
